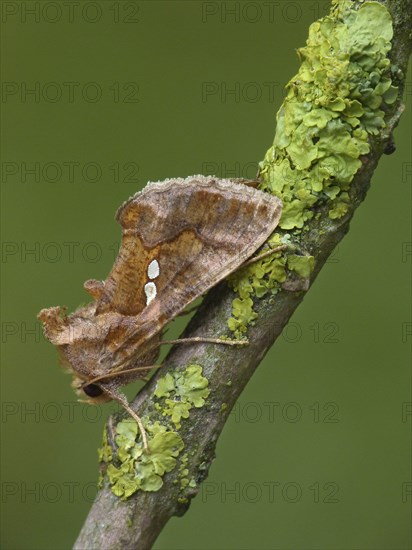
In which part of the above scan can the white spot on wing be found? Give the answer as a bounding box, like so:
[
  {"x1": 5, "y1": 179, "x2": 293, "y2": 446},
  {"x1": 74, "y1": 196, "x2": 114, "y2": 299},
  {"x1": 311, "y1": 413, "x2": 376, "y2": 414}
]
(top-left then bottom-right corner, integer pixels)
[
  {"x1": 144, "y1": 282, "x2": 157, "y2": 305},
  {"x1": 147, "y1": 259, "x2": 160, "y2": 279}
]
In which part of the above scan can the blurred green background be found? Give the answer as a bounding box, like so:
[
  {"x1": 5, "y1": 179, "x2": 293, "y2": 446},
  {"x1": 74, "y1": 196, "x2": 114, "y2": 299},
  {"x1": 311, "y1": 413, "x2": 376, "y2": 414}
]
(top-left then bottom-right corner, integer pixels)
[{"x1": 1, "y1": 1, "x2": 411, "y2": 549}]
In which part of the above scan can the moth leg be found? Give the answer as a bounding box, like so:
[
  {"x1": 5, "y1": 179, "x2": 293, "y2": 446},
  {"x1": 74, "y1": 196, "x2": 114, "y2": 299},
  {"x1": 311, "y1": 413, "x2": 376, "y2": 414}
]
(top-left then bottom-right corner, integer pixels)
[
  {"x1": 104, "y1": 387, "x2": 149, "y2": 452},
  {"x1": 241, "y1": 244, "x2": 289, "y2": 268},
  {"x1": 160, "y1": 337, "x2": 249, "y2": 347}
]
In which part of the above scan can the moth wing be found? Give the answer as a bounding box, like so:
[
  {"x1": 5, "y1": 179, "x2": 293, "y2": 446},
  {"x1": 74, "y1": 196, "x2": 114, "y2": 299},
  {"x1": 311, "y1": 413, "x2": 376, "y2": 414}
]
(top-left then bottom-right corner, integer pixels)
[{"x1": 96, "y1": 175, "x2": 282, "y2": 349}]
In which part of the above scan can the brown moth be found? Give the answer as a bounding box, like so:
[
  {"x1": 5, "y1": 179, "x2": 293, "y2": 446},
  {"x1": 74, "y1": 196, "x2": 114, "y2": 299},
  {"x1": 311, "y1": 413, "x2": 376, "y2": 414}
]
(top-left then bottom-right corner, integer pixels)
[{"x1": 38, "y1": 175, "x2": 283, "y2": 449}]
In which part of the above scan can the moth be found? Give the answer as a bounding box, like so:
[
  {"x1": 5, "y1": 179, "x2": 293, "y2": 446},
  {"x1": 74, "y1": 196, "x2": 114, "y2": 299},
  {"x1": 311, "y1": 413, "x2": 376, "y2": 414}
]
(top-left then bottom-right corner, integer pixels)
[{"x1": 38, "y1": 175, "x2": 283, "y2": 449}]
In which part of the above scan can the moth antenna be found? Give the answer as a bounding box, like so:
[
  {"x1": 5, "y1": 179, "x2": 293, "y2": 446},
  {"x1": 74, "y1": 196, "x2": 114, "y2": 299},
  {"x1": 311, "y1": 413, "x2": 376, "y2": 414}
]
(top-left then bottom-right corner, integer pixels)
[
  {"x1": 80, "y1": 365, "x2": 160, "y2": 387},
  {"x1": 104, "y1": 387, "x2": 149, "y2": 452}
]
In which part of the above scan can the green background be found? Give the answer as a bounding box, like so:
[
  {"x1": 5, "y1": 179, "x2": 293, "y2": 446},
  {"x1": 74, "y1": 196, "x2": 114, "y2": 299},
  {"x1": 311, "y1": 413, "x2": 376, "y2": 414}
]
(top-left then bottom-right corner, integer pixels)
[{"x1": 1, "y1": 1, "x2": 411, "y2": 549}]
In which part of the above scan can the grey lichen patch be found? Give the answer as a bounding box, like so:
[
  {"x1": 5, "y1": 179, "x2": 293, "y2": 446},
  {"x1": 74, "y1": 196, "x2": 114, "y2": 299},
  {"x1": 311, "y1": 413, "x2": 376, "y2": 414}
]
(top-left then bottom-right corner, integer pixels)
[{"x1": 228, "y1": 1, "x2": 395, "y2": 337}]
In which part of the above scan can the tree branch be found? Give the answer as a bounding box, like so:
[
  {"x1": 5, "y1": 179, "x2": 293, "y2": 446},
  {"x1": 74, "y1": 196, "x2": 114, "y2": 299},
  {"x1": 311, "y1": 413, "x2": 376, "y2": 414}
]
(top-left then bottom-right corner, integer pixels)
[{"x1": 74, "y1": 1, "x2": 412, "y2": 548}]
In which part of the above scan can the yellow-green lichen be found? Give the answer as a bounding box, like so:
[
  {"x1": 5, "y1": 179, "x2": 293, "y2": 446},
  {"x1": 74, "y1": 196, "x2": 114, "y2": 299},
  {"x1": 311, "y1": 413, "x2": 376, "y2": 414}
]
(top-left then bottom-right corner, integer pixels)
[
  {"x1": 228, "y1": 1, "x2": 394, "y2": 337},
  {"x1": 97, "y1": 365, "x2": 210, "y2": 500},
  {"x1": 287, "y1": 255, "x2": 315, "y2": 279},
  {"x1": 260, "y1": 1, "x2": 394, "y2": 227},
  {"x1": 177, "y1": 469, "x2": 196, "y2": 491},
  {"x1": 177, "y1": 453, "x2": 191, "y2": 490},
  {"x1": 228, "y1": 234, "x2": 308, "y2": 337},
  {"x1": 154, "y1": 364, "x2": 210, "y2": 428},
  {"x1": 98, "y1": 427, "x2": 113, "y2": 463},
  {"x1": 99, "y1": 419, "x2": 184, "y2": 499}
]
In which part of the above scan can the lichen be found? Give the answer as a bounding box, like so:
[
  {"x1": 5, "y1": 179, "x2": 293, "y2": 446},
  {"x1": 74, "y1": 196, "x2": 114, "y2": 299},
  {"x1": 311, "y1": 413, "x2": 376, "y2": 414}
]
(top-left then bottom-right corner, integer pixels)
[
  {"x1": 287, "y1": 255, "x2": 315, "y2": 279},
  {"x1": 98, "y1": 365, "x2": 210, "y2": 499},
  {"x1": 154, "y1": 364, "x2": 210, "y2": 428},
  {"x1": 176, "y1": 453, "x2": 191, "y2": 490},
  {"x1": 99, "y1": 419, "x2": 184, "y2": 499},
  {"x1": 98, "y1": 427, "x2": 113, "y2": 463},
  {"x1": 228, "y1": 1, "x2": 394, "y2": 336},
  {"x1": 228, "y1": 233, "x2": 314, "y2": 338},
  {"x1": 263, "y1": 0, "x2": 395, "y2": 226}
]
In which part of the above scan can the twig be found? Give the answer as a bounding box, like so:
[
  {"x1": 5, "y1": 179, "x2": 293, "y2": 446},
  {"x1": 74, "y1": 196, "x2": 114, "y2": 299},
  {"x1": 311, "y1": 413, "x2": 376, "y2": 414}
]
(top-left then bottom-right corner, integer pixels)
[{"x1": 74, "y1": 1, "x2": 412, "y2": 548}]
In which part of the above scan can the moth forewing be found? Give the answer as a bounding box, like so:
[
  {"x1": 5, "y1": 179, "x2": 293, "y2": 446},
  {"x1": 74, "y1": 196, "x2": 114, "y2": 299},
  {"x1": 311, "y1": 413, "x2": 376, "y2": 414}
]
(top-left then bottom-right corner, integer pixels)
[{"x1": 105, "y1": 176, "x2": 283, "y2": 352}]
